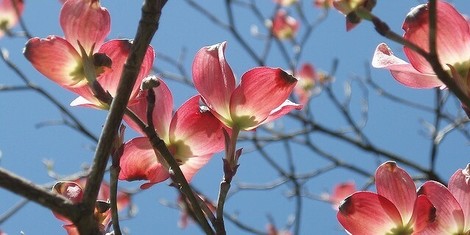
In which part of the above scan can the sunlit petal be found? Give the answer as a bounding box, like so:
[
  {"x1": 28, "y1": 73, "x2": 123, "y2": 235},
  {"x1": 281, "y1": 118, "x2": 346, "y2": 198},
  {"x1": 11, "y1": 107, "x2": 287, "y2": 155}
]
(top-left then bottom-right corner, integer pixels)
[
  {"x1": 418, "y1": 181, "x2": 465, "y2": 234},
  {"x1": 60, "y1": 0, "x2": 110, "y2": 52},
  {"x1": 24, "y1": 36, "x2": 85, "y2": 88},
  {"x1": 170, "y1": 95, "x2": 225, "y2": 157},
  {"x1": 193, "y1": 41, "x2": 235, "y2": 123},
  {"x1": 372, "y1": 43, "x2": 443, "y2": 89},
  {"x1": 230, "y1": 67, "x2": 297, "y2": 130},
  {"x1": 337, "y1": 192, "x2": 403, "y2": 235},
  {"x1": 448, "y1": 165, "x2": 470, "y2": 231},
  {"x1": 119, "y1": 137, "x2": 170, "y2": 189},
  {"x1": 403, "y1": 1, "x2": 470, "y2": 74},
  {"x1": 375, "y1": 161, "x2": 416, "y2": 223}
]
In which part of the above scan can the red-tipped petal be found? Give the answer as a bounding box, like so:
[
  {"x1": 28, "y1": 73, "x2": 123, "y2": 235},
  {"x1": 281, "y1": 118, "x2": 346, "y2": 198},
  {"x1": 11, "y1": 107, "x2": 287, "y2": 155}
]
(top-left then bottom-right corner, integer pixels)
[
  {"x1": 193, "y1": 41, "x2": 236, "y2": 124},
  {"x1": 372, "y1": 43, "x2": 443, "y2": 89},
  {"x1": 119, "y1": 137, "x2": 170, "y2": 189},
  {"x1": 418, "y1": 181, "x2": 465, "y2": 234},
  {"x1": 230, "y1": 67, "x2": 297, "y2": 130},
  {"x1": 24, "y1": 36, "x2": 85, "y2": 88},
  {"x1": 60, "y1": 0, "x2": 110, "y2": 52},
  {"x1": 125, "y1": 79, "x2": 173, "y2": 139},
  {"x1": 170, "y1": 96, "x2": 225, "y2": 157},
  {"x1": 375, "y1": 161, "x2": 416, "y2": 223},
  {"x1": 408, "y1": 195, "x2": 436, "y2": 233},
  {"x1": 403, "y1": 2, "x2": 470, "y2": 74},
  {"x1": 97, "y1": 40, "x2": 155, "y2": 101},
  {"x1": 337, "y1": 192, "x2": 403, "y2": 235},
  {"x1": 448, "y1": 165, "x2": 470, "y2": 231}
]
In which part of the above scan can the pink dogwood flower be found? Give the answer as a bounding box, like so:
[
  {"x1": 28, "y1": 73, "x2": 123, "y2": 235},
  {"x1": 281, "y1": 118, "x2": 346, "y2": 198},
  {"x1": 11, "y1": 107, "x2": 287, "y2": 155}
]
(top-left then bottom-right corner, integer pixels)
[
  {"x1": 119, "y1": 79, "x2": 226, "y2": 189},
  {"x1": 372, "y1": 1, "x2": 470, "y2": 111},
  {"x1": 0, "y1": 0, "x2": 24, "y2": 38},
  {"x1": 322, "y1": 181, "x2": 356, "y2": 210},
  {"x1": 25, "y1": 0, "x2": 154, "y2": 109},
  {"x1": 25, "y1": 0, "x2": 110, "y2": 88},
  {"x1": 52, "y1": 178, "x2": 131, "y2": 235},
  {"x1": 293, "y1": 63, "x2": 331, "y2": 105},
  {"x1": 337, "y1": 161, "x2": 436, "y2": 235},
  {"x1": 418, "y1": 164, "x2": 470, "y2": 234},
  {"x1": 193, "y1": 41, "x2": 302, "y2": 131},
  {"x1": 271, "y1": 10, "x2": 299, "y2": 40}
]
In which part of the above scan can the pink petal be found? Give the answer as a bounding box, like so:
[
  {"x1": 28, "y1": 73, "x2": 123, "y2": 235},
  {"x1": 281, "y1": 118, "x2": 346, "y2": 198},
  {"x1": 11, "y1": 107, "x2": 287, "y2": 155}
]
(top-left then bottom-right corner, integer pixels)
[
  {"x1": 230, "y1": 67, "x2": 297, "y2": 130},
  {"x1": 179, "y1": 154, "x2": 213, "y2": 183},
  {"x1": 193, "y1": 41, "x2": 236, "y2": 124},
  {"x1": 375, "y1": 161, "x2": 416, "y2": 223},
  {"x1": 125, "y1": 79, "x2": 173, "y2": 140},
  {"x1": 372, "y1": 43, "x2": 443, "y2": 89},
  {"x1": 418, "y1": 181, "x2": 465, "y2": 234},
  {"x1": 169, "y1": 96, "x2": 225, "y2": 157},
  {"x1": 96, "y1": 40, "x2": 155, "y2": 101},
  {"x1": 119, "y1": 137, "x2": 170, "y2": 189},
  {"x1": 257, "y1": 99, "x2": 302, "y2": 130},
  {"x1": 69, "y1": 86, "x2": 105, "y2": 108},
  {"x1": 337, "y1": 192, "x2": 403, "y2": 235},
  {"x1": 60, "y1": 0, "x2": 110, "y2": 52},
  {"x1": 409, "y1": 195, "x2": 436, "y2": 234},
  {"x1": 448, "y1": 165, "x2": 470, "y2": 231},
  {"x1": 403, "y1": 1, "x2": 470, "y2": 74},
  {"x1": 24, "y1": 36, "x2": 85, "y2": 88}
]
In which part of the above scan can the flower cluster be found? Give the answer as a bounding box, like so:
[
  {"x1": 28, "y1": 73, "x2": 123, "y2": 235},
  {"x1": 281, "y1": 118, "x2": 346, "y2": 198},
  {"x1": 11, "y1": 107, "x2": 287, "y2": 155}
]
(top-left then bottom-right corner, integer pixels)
[
  {"x1": 25, "y1": 0, "x2": 301, "y2": 233},
  {"x1": 337, "y1": 161, "x2": 470, "y2": 235},
  {"x1": 372, "y1": 1, "x2": 470, "y2": 115}
]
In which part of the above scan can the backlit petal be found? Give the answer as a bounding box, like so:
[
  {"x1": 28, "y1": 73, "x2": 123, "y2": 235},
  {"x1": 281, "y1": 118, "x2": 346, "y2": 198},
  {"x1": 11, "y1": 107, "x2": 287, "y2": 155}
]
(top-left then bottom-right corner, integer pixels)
[
  {"x1": 256, "y1": 99, "x2": 302, "y2": 130},
  {"x1": 230, "y1": 67, "x2": 297, "y2": 130},
  {"x1": 24, "y1": 36, "x2": 85, "y2": 88},
  {"x1": 69, "y1": 86, "x2": 104, "y2": 108},
  {"x1": 375, "y1": 161, "x2": 416, "y2": 223},
  {"x1": 60, "y1": 0, "x2": 110, "y2": 52},
  {"x1": 193, "y1": 41, "x2": 236, "y2": 124},
  {"x1": 448, "y1": 165, "x2": 470, "y2": 231},
  {"x1": 372, "y1": 43, "x2": 443, "y2": 89},
  {"x1": 403, "y1": 1, "x2": 470, "y2": 74},
  {"x1": 179, "y1": 154, "x2": 213, "y2": 183},
  {"x1": 97, "y1": 40, "x2": 155, "y2": 101},
  {"x1": 170, "y1": 96, "x2": 225, "y2": 157},
  {"x1": 418, "y1": 181, "x2": 465, "y2": 234},
  {"x1": 119, "y1": 137, "x2": 170, "y2": 189},
  {"x1": 337, "y1": 192, "x2": 403, "y2": 235},
  {"x1": 409, "y1": 195, "x2": 436, "y2": 234}
]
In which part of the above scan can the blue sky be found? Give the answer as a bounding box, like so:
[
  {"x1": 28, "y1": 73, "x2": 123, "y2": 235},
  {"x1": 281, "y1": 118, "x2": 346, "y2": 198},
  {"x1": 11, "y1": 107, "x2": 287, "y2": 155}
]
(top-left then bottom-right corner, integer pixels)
[{"x1": 1, "y1": 0, "x2": 469, "y2": 234}]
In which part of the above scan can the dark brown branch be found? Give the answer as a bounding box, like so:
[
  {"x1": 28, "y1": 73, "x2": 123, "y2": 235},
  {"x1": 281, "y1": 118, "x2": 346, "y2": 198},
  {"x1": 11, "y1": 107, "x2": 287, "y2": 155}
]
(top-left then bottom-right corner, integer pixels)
[
  {"x1": 78, "y1": 0, "x2": 167, "y2": 233},
  {"x1": 0, "y1": 167, "x2": 79, "y2": 222}
]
